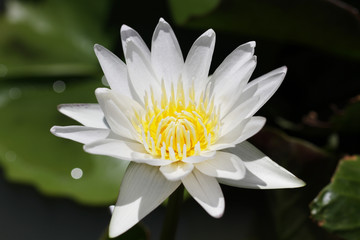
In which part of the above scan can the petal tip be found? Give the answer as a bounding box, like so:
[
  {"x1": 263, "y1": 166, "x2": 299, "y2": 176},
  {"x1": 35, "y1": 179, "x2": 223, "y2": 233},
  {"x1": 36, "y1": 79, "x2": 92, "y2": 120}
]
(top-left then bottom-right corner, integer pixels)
[
  {"x1": 93, "y1": 43, "x2": 101, "y2": 52},
  {"x1": 248, "y1": 41, "x2": 256, "y2": 47},
  {"x1": 95, "y1": 87, "x2": 110, "y2": 96},
  {"x1": 50, "y1": 126, "x2": 56, "y2": 134},
  {"x1": 108, "y1": 227, "x2": 122, "y2": 239},
  {"x1": 120, "y1": 24, "x2": 131, "y2": 32},
  {"x1": 210, "y1": 199, "x2": 225, "y2": 218},
  {"x1": 205, "y1": 29, "x2": 215, "y2": 37},
  {"x1": 159, "y1": 17, "x2": 167, "y2": 24},
  {"x1": 280, "y1": 66, "x2": 288, "y2": 74}
]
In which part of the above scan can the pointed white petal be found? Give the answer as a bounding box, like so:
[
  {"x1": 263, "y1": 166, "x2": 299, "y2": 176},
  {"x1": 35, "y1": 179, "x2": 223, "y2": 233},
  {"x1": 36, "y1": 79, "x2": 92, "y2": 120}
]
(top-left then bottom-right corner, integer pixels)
[
  {"x1": 95, "y1": 88, "x2": 140, "y2": 141},
  {"x1": 151, "y1": 18, "x2": 184, "y2": 89},
  {"x1": 109, "y1": 163, "x2": 181, "y2": 238},
  {"x1": 160, "y1": 162, "x2": 194, "y2": 181},
  {"x1": 94, "y1": 44, "x2": 140, "y2": 103},
  {"x1": 84, "y1": 139, "x2": 170, "y2": 166},
  {"x1": 195, "y1": 151, "x2": 245, "y2": 180},
  {"x1": 50, "y1": 125, "x2": 110, "y2": 144},
  {"x1": 210, "y1": 41, "x2": 256, "y2": 90},
  {"x1": 243, "y1": 66, "x2": 287, "y2": 117},
  {"x1": 216, "y1": 56, "x2": 257, "y2": 117},
  {"x1": 211, "y1": 117, "x2": 266, "y2": 151},
  {"x1": 182, "y1": 169, "x2": 224, "y2": 218},
  {"x1": 121, "y1": 25, "x2": 160, "y2": 101},
  {"x1": 183, "y1": 29, "x2": 215, "y2": 93},
  {"x1": 209, "y1": 41, "x2": 257, "y2": 115},
  {"x1": 220, "y1": 95, "x2": 260, "y2": 135},
  {"x1": 219, "y1": 141, "x2": 305, "y2": 189},
  {"x1": 58, "y1": 104, "x2": 107, "y2": 128}
]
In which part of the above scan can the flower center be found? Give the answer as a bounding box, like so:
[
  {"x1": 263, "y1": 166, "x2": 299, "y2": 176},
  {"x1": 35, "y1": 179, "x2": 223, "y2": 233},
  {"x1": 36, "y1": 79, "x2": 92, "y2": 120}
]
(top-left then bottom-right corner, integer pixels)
[{"x1": 132, "y1": 80, "x2": 220, "y2": 161}]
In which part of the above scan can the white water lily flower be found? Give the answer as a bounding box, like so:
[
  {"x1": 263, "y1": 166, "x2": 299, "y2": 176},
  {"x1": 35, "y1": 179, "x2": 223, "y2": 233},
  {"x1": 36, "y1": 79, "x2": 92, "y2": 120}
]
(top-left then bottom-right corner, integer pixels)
[{"x1": 51, "y1": 18, "x2": 305, "y2": 238}]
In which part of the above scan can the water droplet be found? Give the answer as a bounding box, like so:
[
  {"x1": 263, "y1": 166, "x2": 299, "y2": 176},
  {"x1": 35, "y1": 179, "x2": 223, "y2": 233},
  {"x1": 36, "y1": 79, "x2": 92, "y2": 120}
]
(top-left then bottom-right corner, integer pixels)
[
  {"x1": 9, "y1": 88, "x2": 22, "y2": 99},
  {"x1": 5, "y1": 151, "x2": 16, "y2": 162},
  {"x1": 0, "y1": 64, "x2": 8, "y2": 78},
  {"x1": 53, "y1": 80, "x2": 66, "y2": 93},
  {"x1": 71, "y1": 168, "x2": 83, "y2": 179},
  {"x1": 101, "y1": 76, "x2": 109, "y2": 87}
]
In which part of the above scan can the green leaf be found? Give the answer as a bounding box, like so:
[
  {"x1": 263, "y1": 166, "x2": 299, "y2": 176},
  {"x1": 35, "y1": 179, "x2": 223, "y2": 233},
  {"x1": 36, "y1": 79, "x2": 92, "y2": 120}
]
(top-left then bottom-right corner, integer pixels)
[
  {"x1": 310, "y1": 155, "x2": 360, "y2": 240},
  {"x1": 169, "y1": 0, "x2": 360, "y2": 60},
  {"x1": 0, "y1": 0, "x2": 111, "y2": 79},
  {"x1": 168, "y1": 0, "x2": 220, "y2": 24},
  {"x1": 0, "y1": 79, "x2": 128, "y2": 205}
]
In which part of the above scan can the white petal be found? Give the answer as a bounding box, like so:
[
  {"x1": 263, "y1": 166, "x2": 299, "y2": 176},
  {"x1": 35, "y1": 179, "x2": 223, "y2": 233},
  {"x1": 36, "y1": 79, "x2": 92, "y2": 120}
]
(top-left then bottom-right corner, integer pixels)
[
  {"x1": 183, "y1": 29, "x2": 215, "y2": 94},
  {"x1": 160, "y1": 161, "x2": 194, "y2": 181},
  {"x1": 220, "y1": 95, "x2": 260, "y2": 135},
  {"x1": 95, "y1": 88, "x2": 140, "y2": 141},
  {"x1": 182, "y1": 169, "x2": 224, "y2": 218},
  {"x1": 94, "y1": 44, "x2": 141, "y2": 103},
  {"x1": 121, "y1": 25, "x2": 160, "y2": 101},
  {"x1": 84, "y1": 139, "x2": 170, "y2": 166},
  {"x1": 109, "y1": 163, "x2": 181, "y2": 238},
  {"x1": 211, "y1": 117, "x2": 266, "y2": 151},
  {"x1": 182, "y1": 151, "x2": 216, "y2": 164},
  {"x1": 151, "y1": 18, "x2": 184, "y2": 90},
  {"x1": 58, "y1": 104, "x2": 107, "y2": 128},
  {"x1": 216, "y1": 57, "x2": 257, "y2": 117},
  {"x1": 195, "y1": 151, "x2": 245, "y2": 180},
  {"x1": 210, "y1": 41, "x2": 256, "y2": 91},
  {"x1": 219, "y1": 141, "x2": 305, "y2": 189},
  {"x1": 209, "y1": 41, "x2": 257, "y2": 115},
  {"x1": 243, "y1": 66, "x2": 287, "y2": 117},
  {"x1": 50, "y1": 125, "x2": 110, "y2": 144}
]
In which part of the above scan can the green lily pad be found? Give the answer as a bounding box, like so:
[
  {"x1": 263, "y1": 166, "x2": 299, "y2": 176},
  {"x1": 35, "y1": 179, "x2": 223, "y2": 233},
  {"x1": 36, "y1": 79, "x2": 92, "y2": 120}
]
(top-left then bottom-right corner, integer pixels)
[
  {"x1": 169, "y1": 0, "x2": 360, "y2": 60},
  {"x1": 0, "y1": 0, "x2": 112, "y2": 79},
  {"x1": 310, "y1": 155, "x2": 360, "y2": 240},
  {"x1": 0, "y1": 79, "x2": 128, "y2": 205}
]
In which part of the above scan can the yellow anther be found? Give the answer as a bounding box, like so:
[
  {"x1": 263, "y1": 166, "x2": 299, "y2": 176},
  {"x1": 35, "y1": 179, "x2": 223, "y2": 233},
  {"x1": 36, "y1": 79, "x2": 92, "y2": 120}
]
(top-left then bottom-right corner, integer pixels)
[{"x1": 132, "y1": 80, "x2": 220, "y2": 161}]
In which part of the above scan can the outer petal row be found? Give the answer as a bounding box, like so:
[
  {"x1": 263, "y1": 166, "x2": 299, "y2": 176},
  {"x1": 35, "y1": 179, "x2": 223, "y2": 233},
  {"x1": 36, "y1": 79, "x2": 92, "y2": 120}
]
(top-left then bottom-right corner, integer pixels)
[
  {"x1": 195, "y1": 151, "x2": 246, "y2": 180},
  {"x1": 58, "y1": 104, "x2": 107, "y2": 129},
  {"x1": 94, "y1": 44, "x2": 141, "y2": 103},
  {"x1": 50, "y1": 126, "x2": 110, "y2": 144},
  {"x1": 109, "y1": 163, "x2": 181, "y2": 238},
  {"x1": 182, "y1": 169, "x2": 225, "y2": 218},
  {"x1": 219, "y1": 141, "x2": 305, "y2": 189}
]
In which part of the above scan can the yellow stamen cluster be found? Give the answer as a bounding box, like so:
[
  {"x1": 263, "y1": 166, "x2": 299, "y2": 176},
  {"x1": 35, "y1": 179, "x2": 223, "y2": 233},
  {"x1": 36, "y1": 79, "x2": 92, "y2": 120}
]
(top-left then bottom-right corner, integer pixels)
[{"x1": 132, "y1": 80, "x2": 220, "y2": 161}]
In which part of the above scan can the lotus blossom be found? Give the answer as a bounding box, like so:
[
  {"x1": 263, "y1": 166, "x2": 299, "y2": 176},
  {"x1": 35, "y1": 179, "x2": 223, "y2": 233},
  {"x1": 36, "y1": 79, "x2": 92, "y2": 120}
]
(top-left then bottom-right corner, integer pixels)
[{"x1": 51, "y1": 18, "x2": 305, "y2": 238}]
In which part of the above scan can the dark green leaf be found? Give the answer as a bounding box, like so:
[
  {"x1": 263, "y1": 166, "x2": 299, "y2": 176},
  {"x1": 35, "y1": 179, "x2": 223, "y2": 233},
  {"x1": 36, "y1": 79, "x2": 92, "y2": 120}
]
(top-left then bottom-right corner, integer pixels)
[
  {"x1": 169, "y1": 0, "x2": 360, "y2": 60},
  {"x1": 310, "y1": 155, "x2": 360, "y2": 240}
]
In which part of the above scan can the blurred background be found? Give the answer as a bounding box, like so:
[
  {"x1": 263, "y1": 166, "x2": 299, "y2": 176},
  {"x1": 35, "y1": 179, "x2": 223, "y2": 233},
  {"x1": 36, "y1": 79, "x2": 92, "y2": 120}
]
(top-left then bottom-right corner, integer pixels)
[{"x1": 1, "y1": 0, "x2": 360, "y2": 239}]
